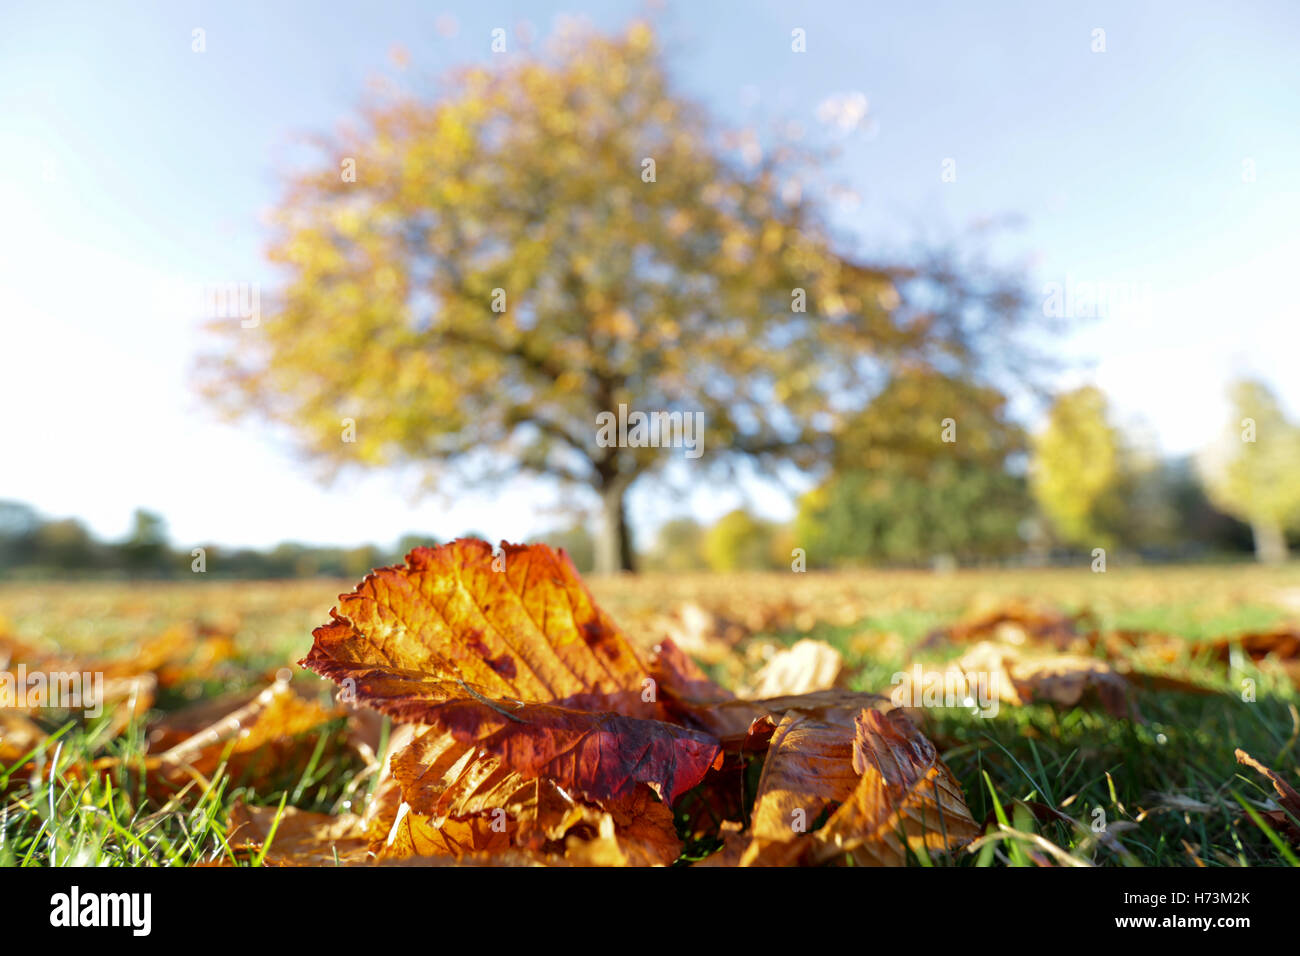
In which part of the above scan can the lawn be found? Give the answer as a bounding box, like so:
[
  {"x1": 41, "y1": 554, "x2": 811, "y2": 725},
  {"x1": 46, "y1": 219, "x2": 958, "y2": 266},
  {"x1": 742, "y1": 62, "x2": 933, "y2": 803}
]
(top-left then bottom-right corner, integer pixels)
[{"x1": 1, "y1": 561, "x2": 1298, "y2": 866}]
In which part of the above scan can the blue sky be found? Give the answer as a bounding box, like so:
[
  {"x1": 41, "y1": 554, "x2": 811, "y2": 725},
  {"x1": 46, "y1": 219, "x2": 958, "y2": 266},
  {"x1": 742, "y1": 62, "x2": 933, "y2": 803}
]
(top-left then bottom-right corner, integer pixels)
[{"x1": 2, "y1": 1, "x2": 1298, "y2": 550}]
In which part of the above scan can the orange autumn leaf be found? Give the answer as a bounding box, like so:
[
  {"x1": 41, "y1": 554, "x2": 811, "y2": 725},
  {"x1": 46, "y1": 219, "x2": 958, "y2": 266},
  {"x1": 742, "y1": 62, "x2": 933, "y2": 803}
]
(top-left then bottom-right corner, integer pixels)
[
  {"x1": 367, "y1": 749, "x2": 681, "y2": 865},
  {"x1": 300, "y1": 541, "x2": 723, "y2": 806},
  {"x1": 739, "y1": 706, "x2": 976, "y2": 866},
  {"x1": 150, "y1": 681, "x2": 340, "y2": 774},
  {"x1": 303, "y1": 540, "x2": 659, "y2": 716},
  {"x1": 369, "y1": 779, "x2": 517, "y2": 861},
  {"x1": 809, "y1": 708, "x2": 981, "y2": 865},
  {"x1": 740, "y1": 707, "x2": 868, "y2": 865}
]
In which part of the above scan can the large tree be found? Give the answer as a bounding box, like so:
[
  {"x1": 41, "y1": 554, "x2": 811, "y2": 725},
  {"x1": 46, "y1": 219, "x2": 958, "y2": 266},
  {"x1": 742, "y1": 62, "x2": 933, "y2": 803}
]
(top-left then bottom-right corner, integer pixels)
[
  {"x1": 200, "y1": 22, "x2": 1032, "y2": 572},
  {"x1": 1198, "y1": 379, "x2": 1300, "y2": 563}
]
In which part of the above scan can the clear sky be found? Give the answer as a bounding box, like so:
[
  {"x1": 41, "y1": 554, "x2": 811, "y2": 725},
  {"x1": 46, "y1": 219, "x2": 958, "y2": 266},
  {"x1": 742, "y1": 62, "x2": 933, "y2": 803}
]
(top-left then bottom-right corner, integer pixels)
[{"x1": 2, "y1": 0, "x2": 1298, "y2": 550}]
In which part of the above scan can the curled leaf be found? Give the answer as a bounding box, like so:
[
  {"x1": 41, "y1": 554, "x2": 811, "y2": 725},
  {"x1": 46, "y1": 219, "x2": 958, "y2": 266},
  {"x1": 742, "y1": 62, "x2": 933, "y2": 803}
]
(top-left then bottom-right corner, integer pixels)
[
  {"x1": 301, "y1": 541, "x2": 723, "y2": 807},
  {"x1": 810, "y1": 708, "x2": 980, "y2": 865},
  {"x1": 1235, "y1": 748, "x2": 1300, "y2": 842}
]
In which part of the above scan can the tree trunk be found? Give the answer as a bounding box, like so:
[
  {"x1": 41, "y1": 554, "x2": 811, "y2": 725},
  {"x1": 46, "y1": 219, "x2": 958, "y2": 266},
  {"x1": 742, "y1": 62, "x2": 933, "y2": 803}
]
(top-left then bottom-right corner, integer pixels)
[
  {"x1": 1251, "y1": 518, "x2": 1289, "y2": 564},
  {"x1": 596, "y1": 481, "x2": 636, "y2": 574}
]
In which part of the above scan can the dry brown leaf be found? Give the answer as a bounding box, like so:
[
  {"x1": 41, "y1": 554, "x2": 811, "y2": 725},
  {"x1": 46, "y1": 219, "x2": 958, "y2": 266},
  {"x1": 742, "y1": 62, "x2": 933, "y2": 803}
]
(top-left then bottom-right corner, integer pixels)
[
  {"x1": 152, "y1": 680, "x2": 339, "y2": 771},
  {"x1": 908, "y1": 641, "x2": 1138, "y2": 719},
  {"x1": 741, "y1": 639, "x2": 843, "y2": 699},
  {"x1": 1235, "y1": 748, "x2": 1300, "y2": 842},
  {"x1": 810, "y1": 709, "x2": 981, "y2": 865},
  {"x1": 0, "y1": 711, "x2": 46, "y2": 765},
  {"x1": 360, "y1": 727, "x2": 518, "y2": 862},
  {"x1": 376, "y1": 799, "x2": 516, "y2": 860},
  {"x1": 740, "y1": 707, "x2": 864, "y2": 865},
  {"x1": 692, "y1": 820, "x2": 750, "y2": 867},
  {"x1": 737, "y1": 706, "x2": 976, "y2": 866},
  {"x1": 1199, "y1": 629, "x2": 1300, "y2": 687},
  {"x1": 921, "y1": 601, "x2": 1092, "y2": 653},
  {"x1": 99, "y1": 680, "x2": 343, "y2": 798},
  {"x1": 649, "y1": 601, "x2": 747, "y2": 663}
]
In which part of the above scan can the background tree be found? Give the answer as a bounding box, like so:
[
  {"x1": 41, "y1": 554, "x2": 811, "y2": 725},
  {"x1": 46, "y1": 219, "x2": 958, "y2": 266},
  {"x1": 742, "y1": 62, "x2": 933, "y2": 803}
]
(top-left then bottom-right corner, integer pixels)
[
  {"x1": 702, "y1": 509, "x2": 782, "y2": 572},
  {"x1": 396, "y1": 533, "x2": 441, "y2": 557},
  {"x1": 528, "y1": 523, "x2": 595, "y2": 573},
  {"x1": 34, "y1": 518, "x2": 102, "y2": 572},
  {"x1": 643, "y1": 517, "x2": 708, "y2": 572},
  {"x1": 1156, "y1": 456, "x2": 1253, "y2": 555},
  {"x1": 1198, "y1": 379, "x2": 1300, "y2": 563},
  {"x1": 119, "y1": 508, "x2": 171, "y2": 575},
  {"x1": 795, "y1": 369, "x2": 1030, "y2": 566},
  {"x1": 1029, "y1": 386, "x2": 1131, "y2": 550},
  {"x1": 200, "y1": 22, "x2": 1038, "y2": 573},
  {"x1": 0, "y1": 500, "x2": 40, "y2": 571}
]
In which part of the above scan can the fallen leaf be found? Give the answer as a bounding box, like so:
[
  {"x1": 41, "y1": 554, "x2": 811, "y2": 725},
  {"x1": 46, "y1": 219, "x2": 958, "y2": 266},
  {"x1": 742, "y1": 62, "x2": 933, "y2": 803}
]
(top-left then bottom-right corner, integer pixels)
[
  {"x1": 301, "y1": 541, "x2": 723, "y2": 810},
  {"x1": 650, "y1": 601, "x2": 747, "y2": 663},
  {"x1": 906, "y1": 641, "x2": 1138, "y2": 719},
  {"x1": 100, "y1": 680, "x2": 343, "y2": 798},
  {"x1": 738, "y1": 706, "x2": 976, "y2": 866},
  {"x1": 388, "y1": 723, "x2": 682, "y2": 863},
  {"x1": 1199, "y1": 629, "x2": 1300, "y2": 687},
  {"x1": 1235, "y1": 748, "x2": 1300, "y2": 842},
  {"x1": 920, "y1": 601, "x2": 1092, "y2": 653},
  {"x1": 809, "y1": 708, "x2": 980, "y2": 865},
  {"x1": 0, "y1": 712, "x2": 46, "y2": 765},
  {"x1": 741, "y1": 639, "x2": 843, "y2": 699},
  {"x1": 740, "y1": 707, "x2": 864, "y2": 865}
]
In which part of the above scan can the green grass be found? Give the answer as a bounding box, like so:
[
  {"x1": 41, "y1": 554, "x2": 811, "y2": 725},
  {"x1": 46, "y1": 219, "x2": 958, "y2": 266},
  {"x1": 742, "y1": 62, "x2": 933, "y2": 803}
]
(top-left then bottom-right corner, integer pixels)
[{"x1": 0, "y1": 707, "x2": 366, "y2": 867}]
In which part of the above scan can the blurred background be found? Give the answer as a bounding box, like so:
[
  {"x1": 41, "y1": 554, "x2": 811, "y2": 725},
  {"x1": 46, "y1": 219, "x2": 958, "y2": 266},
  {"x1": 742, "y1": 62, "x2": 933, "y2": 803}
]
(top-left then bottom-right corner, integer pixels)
[{"x1": 3, "y1": 0, "x2": 1299, "y2": 578}]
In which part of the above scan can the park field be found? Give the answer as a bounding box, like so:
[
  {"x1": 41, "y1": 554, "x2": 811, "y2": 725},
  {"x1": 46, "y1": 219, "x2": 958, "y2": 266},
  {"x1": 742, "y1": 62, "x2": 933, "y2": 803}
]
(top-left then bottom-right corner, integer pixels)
[{"x1": 2, "y1": 560, "x2": 1299, "y2": 866}]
